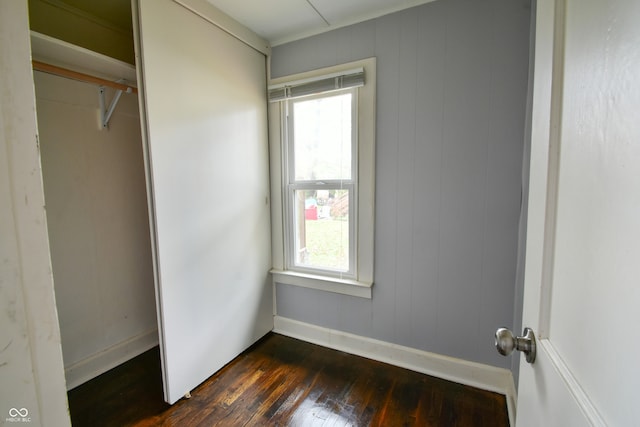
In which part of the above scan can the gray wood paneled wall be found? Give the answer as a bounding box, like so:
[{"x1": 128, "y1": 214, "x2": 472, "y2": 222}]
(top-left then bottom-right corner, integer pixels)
[{"x1": 271, "y1": 0, "x2": 531, "y2": 369}]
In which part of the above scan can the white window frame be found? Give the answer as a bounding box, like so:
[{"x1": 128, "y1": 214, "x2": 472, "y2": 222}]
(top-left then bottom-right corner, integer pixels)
[
  {"x1": 285, "y1": 88, "x2": 357, "y2": 278},
  {"x1": 268, "y1": 58, "x2": 376, "y2": 299}
]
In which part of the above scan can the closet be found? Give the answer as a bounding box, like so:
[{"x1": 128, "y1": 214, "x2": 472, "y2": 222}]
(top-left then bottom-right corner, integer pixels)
[
  {"x1": 31, "y1": 0, "x2": 273, "y2": 404},
  {"x1": 32, "y1": 32, "x2": 158, "y2": 390}
]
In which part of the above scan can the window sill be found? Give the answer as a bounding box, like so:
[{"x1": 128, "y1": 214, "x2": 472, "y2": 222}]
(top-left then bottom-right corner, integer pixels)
[{"x1": 270, "y1": 269, "x2": 372, "y2": 299}]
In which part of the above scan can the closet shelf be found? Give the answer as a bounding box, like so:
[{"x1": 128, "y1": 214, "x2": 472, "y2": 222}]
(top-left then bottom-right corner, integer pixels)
[{"x1": 30, "y1": 31, "x2": 139, "y2": 129}]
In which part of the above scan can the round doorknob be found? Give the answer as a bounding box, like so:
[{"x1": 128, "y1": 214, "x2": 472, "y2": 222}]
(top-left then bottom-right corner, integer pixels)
[
  {"x1": 495, "y1": 328, "x2": 517, "y2": 356},
  {"x1": 495, "y1": 327, "x2": 536, "y2": 364}
]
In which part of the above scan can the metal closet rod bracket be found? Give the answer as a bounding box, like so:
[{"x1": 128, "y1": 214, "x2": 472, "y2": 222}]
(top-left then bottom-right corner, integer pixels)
[{"x1": 99, "y1": 81, "x2": 133, "y2": 129}]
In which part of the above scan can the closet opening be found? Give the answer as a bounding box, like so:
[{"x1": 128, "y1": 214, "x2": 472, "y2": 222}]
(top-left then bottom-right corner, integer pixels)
[{"x1": 31, "y1": 31, "x2": 160, "y2": 394}]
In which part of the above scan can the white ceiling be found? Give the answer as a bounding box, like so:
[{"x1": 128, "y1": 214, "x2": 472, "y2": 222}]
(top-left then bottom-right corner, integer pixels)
[{"x1": 206, "y1": 0, "x2": 437, "y2": 46}]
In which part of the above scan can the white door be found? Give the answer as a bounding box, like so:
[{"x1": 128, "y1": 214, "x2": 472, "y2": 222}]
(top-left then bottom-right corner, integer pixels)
[
  {"x1": 133, "y1": 0, "x2": 273, "y2": 404},
  {"x1": 514, "y1": 0, "x2": 640, "y2": 425}
]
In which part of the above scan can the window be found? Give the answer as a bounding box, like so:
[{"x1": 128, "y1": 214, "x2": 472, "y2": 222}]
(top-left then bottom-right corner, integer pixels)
[
  {"x1": 268, "y1": 58, "x2": 376, "y2": 298},
  {"x1": 286, "y1": 89, "x2": 356, "y2": 277}
]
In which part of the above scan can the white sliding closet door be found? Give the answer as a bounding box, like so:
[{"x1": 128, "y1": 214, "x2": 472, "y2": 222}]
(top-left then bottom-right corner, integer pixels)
[{"x1": 134, "y1": 0, "x2": 272, "y2": 404}]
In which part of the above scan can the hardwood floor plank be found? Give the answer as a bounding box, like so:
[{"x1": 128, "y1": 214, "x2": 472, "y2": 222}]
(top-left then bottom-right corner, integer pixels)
[{"x1": 68, "y1": 333, "x2": 509, "y2": 426}]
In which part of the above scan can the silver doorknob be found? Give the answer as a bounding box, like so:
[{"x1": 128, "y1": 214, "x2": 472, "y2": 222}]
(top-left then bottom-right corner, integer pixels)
[{"x1": 495, "y1": 327, "x2": 536, "y2": 364}]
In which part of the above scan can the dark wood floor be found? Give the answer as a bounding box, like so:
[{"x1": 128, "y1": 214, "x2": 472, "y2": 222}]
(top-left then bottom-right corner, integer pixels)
[{"x1": 67, "y1": 333, "x2": 509, "y2": 426}]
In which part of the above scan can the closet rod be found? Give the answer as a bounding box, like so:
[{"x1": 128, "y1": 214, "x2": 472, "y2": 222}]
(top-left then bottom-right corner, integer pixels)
[{"x1": 32, "y1": 60, "x2": 138, "y2": 94}]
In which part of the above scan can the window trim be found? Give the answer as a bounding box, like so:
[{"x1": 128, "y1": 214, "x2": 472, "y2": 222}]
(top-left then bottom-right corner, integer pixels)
[{"x1": 268, "y1": 58, "x2": 376, "y2": 299}]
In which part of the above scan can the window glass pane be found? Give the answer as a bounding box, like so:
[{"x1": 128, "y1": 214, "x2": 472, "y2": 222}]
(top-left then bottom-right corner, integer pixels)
[
  {"x1": 293, "y1": 92, "x2": 352, "y2": 181},
  {"x1": 293, "y1": 189, "x2": 349, "y2": 272}
]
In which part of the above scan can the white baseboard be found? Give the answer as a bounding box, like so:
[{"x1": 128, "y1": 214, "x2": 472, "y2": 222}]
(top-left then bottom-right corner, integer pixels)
[
  {"x1": 64, "y1": 329, "x2": 159, "y2": 390},
  {"x1": 273, "y1": 316, "x2": 517, "y2": 426}
]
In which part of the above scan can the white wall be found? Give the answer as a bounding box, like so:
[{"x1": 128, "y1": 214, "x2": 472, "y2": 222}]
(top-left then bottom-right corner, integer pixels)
[
  {"x1": 271, "y1": 0, "x2": 531, "y2": 369},
  {"x1": 0, "y1": 2, "x2": 70, "y2": 426},
  {"x1": 34, "y1": 71, "x2": 158, "y2": 389}
]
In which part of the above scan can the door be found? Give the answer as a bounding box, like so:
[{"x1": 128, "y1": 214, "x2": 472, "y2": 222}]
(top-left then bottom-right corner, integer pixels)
[
  {"x1": 515, "y1": 0, "x2": 640, "y2": 425},
  {"x1": 133, "y1": 0, "x2": 273, "y2": 404}
]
